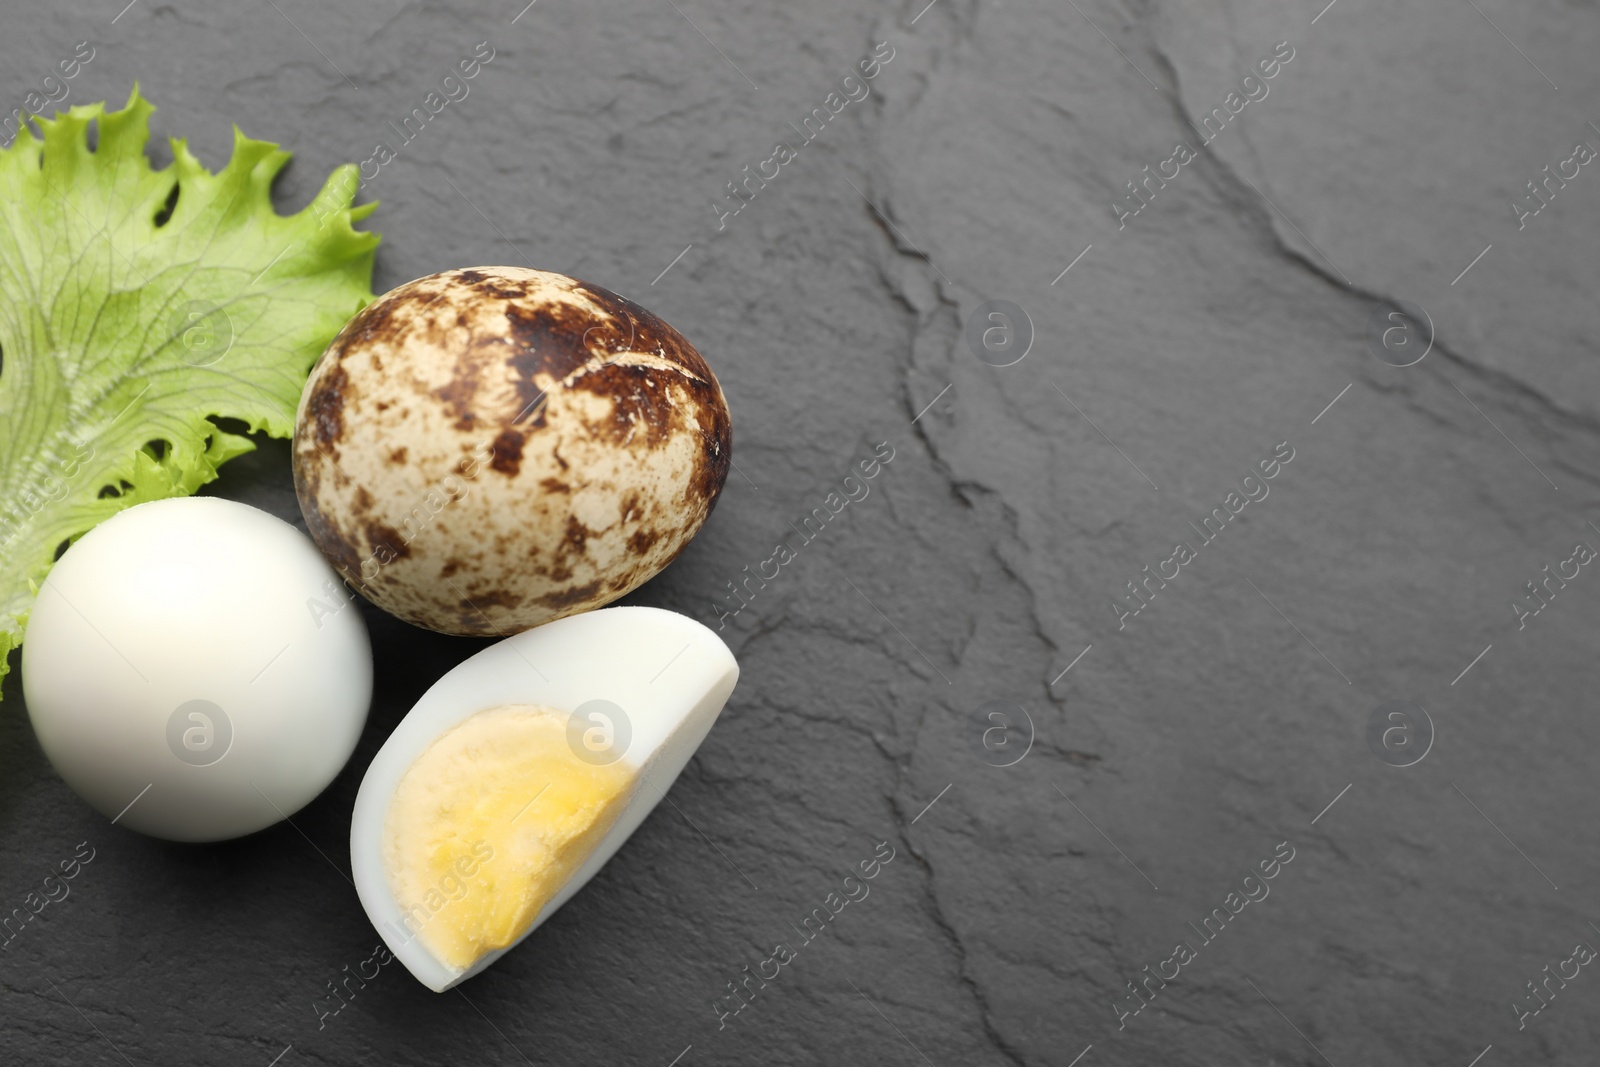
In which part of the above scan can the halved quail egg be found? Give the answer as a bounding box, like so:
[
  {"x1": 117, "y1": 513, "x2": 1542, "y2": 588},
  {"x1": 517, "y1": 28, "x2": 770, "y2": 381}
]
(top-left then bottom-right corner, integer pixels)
[{"x1": 349, "y1": 605, "x2": 738, "y2": 990}]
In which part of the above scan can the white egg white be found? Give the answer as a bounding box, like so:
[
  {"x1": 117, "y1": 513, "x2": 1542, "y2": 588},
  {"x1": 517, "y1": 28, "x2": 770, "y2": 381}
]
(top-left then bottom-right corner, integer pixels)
[
  {"x1": 23, "y1": 496, "x2": 372, "y2": 842},
  {"x1": 350, "y1": 605, "x2": 739, "y2": 991}
]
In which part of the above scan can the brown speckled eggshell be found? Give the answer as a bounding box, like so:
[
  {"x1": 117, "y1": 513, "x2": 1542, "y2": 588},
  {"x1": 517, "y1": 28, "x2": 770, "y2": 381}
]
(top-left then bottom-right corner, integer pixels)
[{"x1": 291, "y1": 266, "x2": 731, "y2": 636}]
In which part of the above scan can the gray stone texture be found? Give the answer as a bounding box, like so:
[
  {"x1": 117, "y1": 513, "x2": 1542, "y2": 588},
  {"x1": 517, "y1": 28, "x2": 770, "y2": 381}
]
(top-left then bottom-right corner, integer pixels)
[{"x1": 2, "y1": 0, "x2": 1598, "y2": 1064}]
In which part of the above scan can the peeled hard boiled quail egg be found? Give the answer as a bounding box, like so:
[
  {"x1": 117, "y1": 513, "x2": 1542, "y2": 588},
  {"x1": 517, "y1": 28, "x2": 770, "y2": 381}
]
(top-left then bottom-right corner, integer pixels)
[
  {"x1": 350, "y1": 606, "x2": 738, "y2": 991},
  {"x1": 22, "y1": 497, "x2": 372, "y2": 842},
  {"x1": 292, "y1": 266, "x2": 732, "y2": 637}
]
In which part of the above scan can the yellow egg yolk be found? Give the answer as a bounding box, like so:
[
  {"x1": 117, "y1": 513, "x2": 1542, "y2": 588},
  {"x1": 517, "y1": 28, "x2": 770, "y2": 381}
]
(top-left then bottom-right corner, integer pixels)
[{"x1": 382, "y1": 705, "x2": 635, "y2": 970}]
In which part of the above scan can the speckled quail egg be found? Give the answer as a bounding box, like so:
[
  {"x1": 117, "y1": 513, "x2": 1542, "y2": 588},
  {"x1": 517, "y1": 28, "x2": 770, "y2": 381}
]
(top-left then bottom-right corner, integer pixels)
[{"x1": 292, "y1": 266, "x2": 732, "y2": 636}]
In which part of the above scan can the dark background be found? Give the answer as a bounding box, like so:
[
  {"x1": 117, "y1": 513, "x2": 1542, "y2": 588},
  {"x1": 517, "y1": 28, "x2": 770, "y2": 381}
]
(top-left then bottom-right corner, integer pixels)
[{"x1": 3, "y1": 1, "x2": 1599, "y2": 1064}]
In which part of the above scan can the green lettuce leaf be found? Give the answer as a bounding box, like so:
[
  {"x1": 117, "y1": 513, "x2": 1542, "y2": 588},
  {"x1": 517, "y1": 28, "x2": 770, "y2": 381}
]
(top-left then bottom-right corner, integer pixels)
[{"x1": 0, "y1": 87, "x2": 379, "y2": 695}]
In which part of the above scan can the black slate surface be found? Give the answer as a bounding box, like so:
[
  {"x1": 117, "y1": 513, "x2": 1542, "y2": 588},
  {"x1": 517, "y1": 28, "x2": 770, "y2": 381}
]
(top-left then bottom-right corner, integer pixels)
[{"x1": 3, "y1": 1, "x2": 1600, "y2": 1064}]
